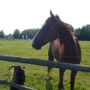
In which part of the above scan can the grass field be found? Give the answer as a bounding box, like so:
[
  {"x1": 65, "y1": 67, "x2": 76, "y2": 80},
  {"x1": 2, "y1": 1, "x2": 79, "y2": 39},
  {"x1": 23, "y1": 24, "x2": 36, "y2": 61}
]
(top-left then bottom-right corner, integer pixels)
[{"x1": 0, "y1": 39, "x2": 90, "y2": 90}]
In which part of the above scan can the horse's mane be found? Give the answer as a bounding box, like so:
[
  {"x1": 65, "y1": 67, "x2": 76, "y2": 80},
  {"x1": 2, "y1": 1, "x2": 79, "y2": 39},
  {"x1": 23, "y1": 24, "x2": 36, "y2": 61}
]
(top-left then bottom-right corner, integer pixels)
[
  {"x1": 60, "y1": 20, "x2": 75, "y2": 36},
  {"x1": 54, "y1": 15, "x2": 75, "y2": 36}
]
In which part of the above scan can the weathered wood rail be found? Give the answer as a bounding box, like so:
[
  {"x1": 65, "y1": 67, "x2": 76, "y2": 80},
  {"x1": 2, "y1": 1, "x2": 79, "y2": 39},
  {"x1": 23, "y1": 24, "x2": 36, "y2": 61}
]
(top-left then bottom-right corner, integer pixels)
[
  {"x1": 0, "y1": 80, "x2": 34, "y2": 90},
  {"x1": 0, "y1": 55, "x2": 90, "y2": 90},
  {"x1": 0, "y1": 55, "x2": 90, "y2": 72}
]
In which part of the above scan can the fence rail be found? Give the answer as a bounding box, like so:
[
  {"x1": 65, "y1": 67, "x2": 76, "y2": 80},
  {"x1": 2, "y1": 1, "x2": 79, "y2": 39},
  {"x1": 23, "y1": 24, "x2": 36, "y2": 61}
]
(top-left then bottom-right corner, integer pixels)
[
  {"x1": 0, "y1": 80, "x2": 34, "y2": 90},
  {"x1": 0, "y1": 55, "x2": 90, "y2": 90},
  {"x1": 0, "y1": 55, "x2": 90, "y2": 72}
]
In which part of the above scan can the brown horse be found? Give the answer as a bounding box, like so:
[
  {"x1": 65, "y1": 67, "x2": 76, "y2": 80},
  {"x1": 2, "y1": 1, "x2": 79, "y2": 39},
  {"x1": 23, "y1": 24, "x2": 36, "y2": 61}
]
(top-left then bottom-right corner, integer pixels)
[{"x1": 32, "y1": 10, "x2": 81, "y2": 90}]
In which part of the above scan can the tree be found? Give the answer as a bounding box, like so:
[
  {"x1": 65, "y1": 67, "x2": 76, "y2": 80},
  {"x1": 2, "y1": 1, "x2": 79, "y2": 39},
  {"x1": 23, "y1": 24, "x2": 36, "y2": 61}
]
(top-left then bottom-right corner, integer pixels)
[
  {"x1": 6, "y1": 34, "x2": 13, "y2": 39},
  {"x1": 21, "y1": 29, "x2": 39, "y2": 39},
  {"x1": 13, "y1": 29, "x2": 21, "y2": 39},
  {"x1": 0, "y1": 30, "x2": 5, "y2": 38},
  {"x1": 75, "y1": 28, "x2": 82, "y2": 40},
  {"x1": 75, "y1": 24, "x2": 90, "y2": 40}
]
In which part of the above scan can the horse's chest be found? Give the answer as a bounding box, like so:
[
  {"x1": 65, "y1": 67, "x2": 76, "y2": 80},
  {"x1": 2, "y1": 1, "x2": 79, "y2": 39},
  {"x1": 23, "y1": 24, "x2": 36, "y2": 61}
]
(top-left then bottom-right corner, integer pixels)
[{"x1": 52, "y1": 39, "x2": 64, "y2": 60}]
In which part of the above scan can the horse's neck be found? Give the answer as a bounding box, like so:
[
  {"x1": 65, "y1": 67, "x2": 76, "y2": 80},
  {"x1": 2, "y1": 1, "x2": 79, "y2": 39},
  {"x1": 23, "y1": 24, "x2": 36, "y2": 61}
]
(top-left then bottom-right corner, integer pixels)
[
  {"x1": 59, "y1": 32, "x2": 77, "y2": 56},
  {"x1": 59, "y1": 30, "x2": 74, "y2": 44},
  {"x1": 65, "y1": 34, "x2": 74, "y2": 43}
]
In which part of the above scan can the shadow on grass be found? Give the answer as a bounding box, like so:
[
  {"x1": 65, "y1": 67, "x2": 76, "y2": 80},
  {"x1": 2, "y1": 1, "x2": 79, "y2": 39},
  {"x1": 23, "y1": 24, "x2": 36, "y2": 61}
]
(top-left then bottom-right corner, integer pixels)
[{"x1": 46, "y1": 81, "x2": 53, "y2": 90}]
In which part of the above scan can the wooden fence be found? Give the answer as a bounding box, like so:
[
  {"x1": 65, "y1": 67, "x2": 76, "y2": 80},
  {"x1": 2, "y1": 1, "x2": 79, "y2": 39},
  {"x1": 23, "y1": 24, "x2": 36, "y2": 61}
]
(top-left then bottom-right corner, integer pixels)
[
  {"x1": 0, "y1": 80, "x2": 34, "y2": 90},
  {"x1": 0, "y1": 55, "x2": 90, "y2": 90}
]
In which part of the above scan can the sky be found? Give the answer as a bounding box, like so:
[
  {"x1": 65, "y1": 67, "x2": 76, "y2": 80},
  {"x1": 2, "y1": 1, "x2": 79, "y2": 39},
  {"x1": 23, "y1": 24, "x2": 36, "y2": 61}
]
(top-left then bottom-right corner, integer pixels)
[{"x1": 0, "y1": 0, "x2": 90, "y2": 35}]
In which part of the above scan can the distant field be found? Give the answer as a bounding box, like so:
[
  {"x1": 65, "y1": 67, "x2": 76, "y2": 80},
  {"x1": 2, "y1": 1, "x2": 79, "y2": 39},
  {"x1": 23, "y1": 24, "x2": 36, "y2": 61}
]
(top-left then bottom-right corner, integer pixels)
[{"x1": 0, "y1": 39, "x2": 90, "y2": 90}]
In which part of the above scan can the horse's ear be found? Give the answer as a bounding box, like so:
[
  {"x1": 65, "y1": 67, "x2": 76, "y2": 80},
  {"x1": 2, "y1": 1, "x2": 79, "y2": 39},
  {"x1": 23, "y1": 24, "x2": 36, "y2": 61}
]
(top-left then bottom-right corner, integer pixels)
[
  {"x1": 50, "y1": 10, "x2": 60, "y2": 22},
  {"x1": 50, "y1": 9, "x2": 54, "y2": 17},
  {"x1": 56, "y1": 15, "x2": 60, "y2": 20}
]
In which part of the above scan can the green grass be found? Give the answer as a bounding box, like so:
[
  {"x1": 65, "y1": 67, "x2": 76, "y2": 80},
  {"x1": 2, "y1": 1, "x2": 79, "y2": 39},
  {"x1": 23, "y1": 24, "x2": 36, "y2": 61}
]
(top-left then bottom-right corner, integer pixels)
[{"x1": 0, "y1": 39, "x2": 90, "y2": 90}]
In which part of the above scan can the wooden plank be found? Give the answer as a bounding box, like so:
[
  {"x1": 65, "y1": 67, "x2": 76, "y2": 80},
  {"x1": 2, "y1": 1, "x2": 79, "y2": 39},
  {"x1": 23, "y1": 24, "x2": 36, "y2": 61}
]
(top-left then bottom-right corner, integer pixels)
[
  {"x1": 0, "y1": 55, "x2": 90, "y2": 72},
  {"x1": 0, "y1": 80, "x2": 34, "y2": 90}
]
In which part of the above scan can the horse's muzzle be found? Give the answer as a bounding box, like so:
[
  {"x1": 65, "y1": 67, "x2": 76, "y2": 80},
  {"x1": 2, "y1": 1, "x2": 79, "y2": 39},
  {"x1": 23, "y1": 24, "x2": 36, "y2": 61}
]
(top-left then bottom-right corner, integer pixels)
[{"x1": 32, "y1": 43, "x2": 41, "y2": 50}]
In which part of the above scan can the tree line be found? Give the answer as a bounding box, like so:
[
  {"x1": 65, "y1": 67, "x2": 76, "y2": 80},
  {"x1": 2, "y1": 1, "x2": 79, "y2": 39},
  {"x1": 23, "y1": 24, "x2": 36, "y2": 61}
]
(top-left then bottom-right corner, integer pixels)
[
  {"x1": 0, "y1": 24, "x2": 90, "y2": 40},
  {"x1": 0, "y1": 29, "x2": 39, "y2": 39},
  {"x1": 75, "y1": 24, "x2": 90, "y2": 40}
]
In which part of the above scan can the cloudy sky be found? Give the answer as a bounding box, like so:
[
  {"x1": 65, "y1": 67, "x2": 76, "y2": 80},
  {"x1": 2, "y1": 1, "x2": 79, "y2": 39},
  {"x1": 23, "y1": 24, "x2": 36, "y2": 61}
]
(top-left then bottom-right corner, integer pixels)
[{"x1": 0, "y1": 0, "x2": 90, "y2": 34}]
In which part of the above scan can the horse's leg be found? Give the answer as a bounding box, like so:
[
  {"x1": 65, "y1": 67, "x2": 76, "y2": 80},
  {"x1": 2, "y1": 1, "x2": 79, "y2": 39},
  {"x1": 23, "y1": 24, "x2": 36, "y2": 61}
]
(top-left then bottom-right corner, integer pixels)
[
  {"x1": 58, "y1": 69, "x2": 66, "y2": 90},
  {"x1": 46, "y1": 52, "x2": 54, "y2": 81},
  {"x1": 70, "y1": 70, "x2": 77, "y2": 90},
  {"x1": 46, "y1": 44, "x2": 54, "y2": 81}
]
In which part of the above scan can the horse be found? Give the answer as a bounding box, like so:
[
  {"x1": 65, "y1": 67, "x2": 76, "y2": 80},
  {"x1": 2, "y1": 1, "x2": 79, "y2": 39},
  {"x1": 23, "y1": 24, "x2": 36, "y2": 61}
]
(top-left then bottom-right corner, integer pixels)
[{"x1": 32, "y1": 10, "x2": 81, "y2": 90}]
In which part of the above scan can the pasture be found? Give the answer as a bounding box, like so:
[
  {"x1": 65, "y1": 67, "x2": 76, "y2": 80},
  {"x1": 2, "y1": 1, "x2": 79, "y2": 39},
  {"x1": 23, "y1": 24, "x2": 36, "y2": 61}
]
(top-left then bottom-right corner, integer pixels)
[{"x1": 0, "y1": 39, "x2": 90, "y2": 90}]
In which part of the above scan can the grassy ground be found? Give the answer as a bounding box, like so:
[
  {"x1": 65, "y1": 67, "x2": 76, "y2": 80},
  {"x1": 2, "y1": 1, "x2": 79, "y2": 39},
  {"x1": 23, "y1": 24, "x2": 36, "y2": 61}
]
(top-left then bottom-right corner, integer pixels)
[{"x1": 0, "y1": 39, "x2": 90, "y2": 90}]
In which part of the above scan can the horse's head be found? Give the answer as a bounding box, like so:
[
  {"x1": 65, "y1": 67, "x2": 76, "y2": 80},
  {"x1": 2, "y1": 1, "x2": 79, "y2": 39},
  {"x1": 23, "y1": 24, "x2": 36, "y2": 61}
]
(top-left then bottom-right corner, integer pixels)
[{"x1": 32, "y1": 10, "x2": 69, "y2": 50}]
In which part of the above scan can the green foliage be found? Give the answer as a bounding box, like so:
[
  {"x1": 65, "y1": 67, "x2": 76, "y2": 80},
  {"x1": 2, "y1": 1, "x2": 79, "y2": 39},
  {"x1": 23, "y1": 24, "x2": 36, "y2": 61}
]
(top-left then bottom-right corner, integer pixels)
[
  {"x1": 21, "y1": 29, "x2": 39, "y2": 39},
  {"x1": 6, "y1": 34, "x2": 13, "y2": 39},
  {"x1": 13, "y1": 29, "x2": 21, "y2": 39},
  {"x1": 0, "y1": 40, "x2": 90, "y2": 90},
  {"x1": 0, "y1": 30, "x2": 5, "y2": 38},
  {"x1": 5, "y1": 28, "x2": 39, "y2": 40},
  {"x1": 75, "y1": 25, "x2": 90, "y2": 40}
]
